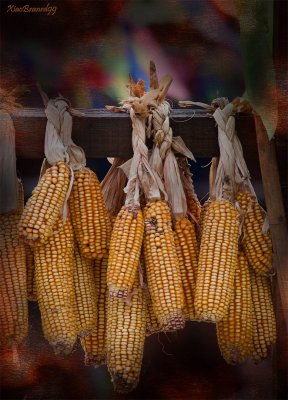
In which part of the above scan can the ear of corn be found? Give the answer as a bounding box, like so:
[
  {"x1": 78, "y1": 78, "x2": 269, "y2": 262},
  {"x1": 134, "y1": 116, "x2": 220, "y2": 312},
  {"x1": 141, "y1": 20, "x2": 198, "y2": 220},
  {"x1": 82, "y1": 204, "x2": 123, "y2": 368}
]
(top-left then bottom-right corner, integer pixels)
[
  {"x1": 25, "y1": 244, "x2": 37, "y2": 302},
  {"x1": 18, "y1": 161, "x2": 70, "y2": 246},
  {"x1": 0, "y1": 213, "x2": 28, "y2": 348},
  {"x1": 186, "y1": 192, "x2": 201, "y2": 225},
  {"x1": 69, "y1": 167, "x2": 111, "y2": 259},
  {"x1": 146, "y1": 291, "x2": 164, "y2": 336},
  {"x1": 199, "y1": 199, "x2": 212, "y2": 238},
  {"x1": 33, "y1": 217, "x2": 77, "y2": 354},
  {"x1": 195, "y1": 200, "x2": 240, "y2": 322},
  {"x1": 81, "y1": 255, "x2": 108, "y2": 366},
  {"x1": 107, "y1": 205, "x2": 144, "y2": 298},
  {"x1": 250, "y1": 269, "x2": 277, "y2": 362},
  {"x1": 173, "y1": 217, "x2": 198, "y2": 320},
  {"x1": 106, "y1": 277, "x2": 146, "y2": 393},
  {"x1": 74, "y1": 245, "x2": 98, "y2": 337},
  {"x1": 216, "y1": 249, "x2": 253, "y2": 364},
  {"x1": 140, "y1": 254, "x2": 164, "y2": 336},
  {"x1": 143, "y1": 200, "x2": 185, "y2": 331},
  {"x1": 236, "y1": 192, "x2": 273, "y2": 275}
]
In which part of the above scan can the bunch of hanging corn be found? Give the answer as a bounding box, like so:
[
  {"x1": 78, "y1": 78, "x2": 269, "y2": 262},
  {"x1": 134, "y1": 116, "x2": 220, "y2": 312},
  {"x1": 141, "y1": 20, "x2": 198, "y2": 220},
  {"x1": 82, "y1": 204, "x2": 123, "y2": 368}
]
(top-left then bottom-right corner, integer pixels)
[
  {"x1": 69, "y1": 167, "x2": 111, "y2": 259},
  {"x1": 236, "y1": 191, "x2": 273, "y2": 275},
  {"x1": 18, "y1": 161, "x2": 70, "y2": 246},
  {"x1": 0, "y1": 180, "x2": 28, "y2": 348}
]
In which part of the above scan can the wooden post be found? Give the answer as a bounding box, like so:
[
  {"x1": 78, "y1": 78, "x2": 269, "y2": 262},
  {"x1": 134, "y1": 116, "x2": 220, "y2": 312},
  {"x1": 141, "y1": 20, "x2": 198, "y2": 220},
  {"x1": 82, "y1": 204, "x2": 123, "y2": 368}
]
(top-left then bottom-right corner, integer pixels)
[{"x1": 254, "y1": 115, "x2": 288, "y2": 399}]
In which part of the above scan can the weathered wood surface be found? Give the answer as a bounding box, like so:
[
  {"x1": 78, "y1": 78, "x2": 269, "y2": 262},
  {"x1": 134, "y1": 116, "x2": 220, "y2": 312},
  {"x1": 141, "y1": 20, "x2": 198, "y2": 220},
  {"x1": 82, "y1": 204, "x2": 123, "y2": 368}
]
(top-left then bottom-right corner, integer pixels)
[
  {"x1": 255, "y1": 115, "x2": 288, "y2": 399},
  {"x1": 11, "y1": 108, "x2": 257, "y2": 159}
]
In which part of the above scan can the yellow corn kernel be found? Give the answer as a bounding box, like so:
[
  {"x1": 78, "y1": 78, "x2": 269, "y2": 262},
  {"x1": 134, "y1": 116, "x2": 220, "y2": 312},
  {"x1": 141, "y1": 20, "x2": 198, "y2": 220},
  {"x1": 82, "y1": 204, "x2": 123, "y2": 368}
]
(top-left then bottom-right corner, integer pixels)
[
  {"x1": 18, "y1": 161, "x2": 70, "y2": 246},
  {"x1": 81, "y1": 255, "x2": 108, "y2": 366},
  {"x1": 146, "y1": 290, "x2": 164, "y2": 336},
  {"x1": 236, "y1": 192, "x2": 273, "y2": 275},
  {"x1": 74, "y1": 245, "x2": 98, "y2": 337},
  {"x1": 140, "y1": 254, "x2": 164, "y2": 336},
  {"x1": 174, "y1": 217, "x2": 198, "y2": 320},
  {"x1": 25, "y1": 244, "x2": 37, "y2": 302},
  {"x1": 143, "y1": 200, "x2": 184, "y2": 331},
  {"x1": 250, "y1": 269, "x2": 277, "y2": 363},
  {"x1": 106, "y1": 277, "x2": 146, "y2": 393},
  {"x1": 0, "y1": 212, "x2": 28, "y2": 348},
  {"x1": 69, "y1": 167, "x2": 111, "y2": 259},
  {"x1": 216, "y1": 249, "x2": 253, "y2": 364},
  {"x1": 33, "y1": 217, "x2": 77, "y2": 354},
  {"x1": 195, "y1": 200, "x2": 240, "y2": 322},
  {"x1": 107, "y1": 205, "x2": 144, "y2": 298}
]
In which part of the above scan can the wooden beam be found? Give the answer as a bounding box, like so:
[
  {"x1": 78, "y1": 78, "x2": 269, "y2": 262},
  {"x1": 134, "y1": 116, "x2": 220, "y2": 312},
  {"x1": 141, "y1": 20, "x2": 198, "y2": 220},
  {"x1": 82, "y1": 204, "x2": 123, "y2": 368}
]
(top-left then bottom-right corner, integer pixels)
[
  {"x1": 255, "y1": 115, "x2": 288, "y2": 398},
  {"x1": 11, "y1": 108, "x2": 257, "y2": 159}
]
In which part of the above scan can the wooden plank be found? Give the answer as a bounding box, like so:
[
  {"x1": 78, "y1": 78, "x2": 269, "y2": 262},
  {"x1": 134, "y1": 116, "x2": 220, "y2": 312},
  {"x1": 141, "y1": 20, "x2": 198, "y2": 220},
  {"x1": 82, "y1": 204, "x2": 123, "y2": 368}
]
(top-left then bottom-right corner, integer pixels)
[
  {"x1": 11, "y1": 108, "x2": 257, "y2": 159},
  {"x1": 255, "y1": 115, "x2": 288, "y2": 399}
]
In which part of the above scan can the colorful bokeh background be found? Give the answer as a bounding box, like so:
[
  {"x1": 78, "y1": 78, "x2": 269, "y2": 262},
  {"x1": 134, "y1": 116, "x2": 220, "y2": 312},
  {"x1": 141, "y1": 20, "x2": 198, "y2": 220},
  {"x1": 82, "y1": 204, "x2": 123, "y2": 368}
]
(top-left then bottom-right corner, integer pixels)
[{"x1": 1, "y1": 0, "x2": 246, "y2": 107}]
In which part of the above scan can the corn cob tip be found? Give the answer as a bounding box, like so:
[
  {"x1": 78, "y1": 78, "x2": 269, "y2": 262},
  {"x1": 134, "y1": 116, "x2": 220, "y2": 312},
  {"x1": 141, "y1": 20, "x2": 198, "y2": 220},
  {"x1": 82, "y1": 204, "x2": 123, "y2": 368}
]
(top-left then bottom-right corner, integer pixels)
[
  {"x1": 78, "y1": 329, "x2": 94, "y2": 339},
  {"x1": 84, "y1": 354, "x2": 106, "y2": 367},
  {"x1": 110, "y1": 372, "x2": 138, "y2": 394},
  {"x1": 162, "y1": 312, "x2": 185, "y2": 331},
  {"x1": 52, "y1": 341, "x2": 74, "y2": 356}
]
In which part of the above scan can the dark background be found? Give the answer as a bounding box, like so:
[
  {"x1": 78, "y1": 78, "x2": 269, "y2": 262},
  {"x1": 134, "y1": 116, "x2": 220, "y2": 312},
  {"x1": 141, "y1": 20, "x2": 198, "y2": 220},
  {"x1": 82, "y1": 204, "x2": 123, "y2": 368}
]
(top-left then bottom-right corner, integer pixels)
[{"x1": 0, "y1": 1, "x2": 286, "y2": 399}]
